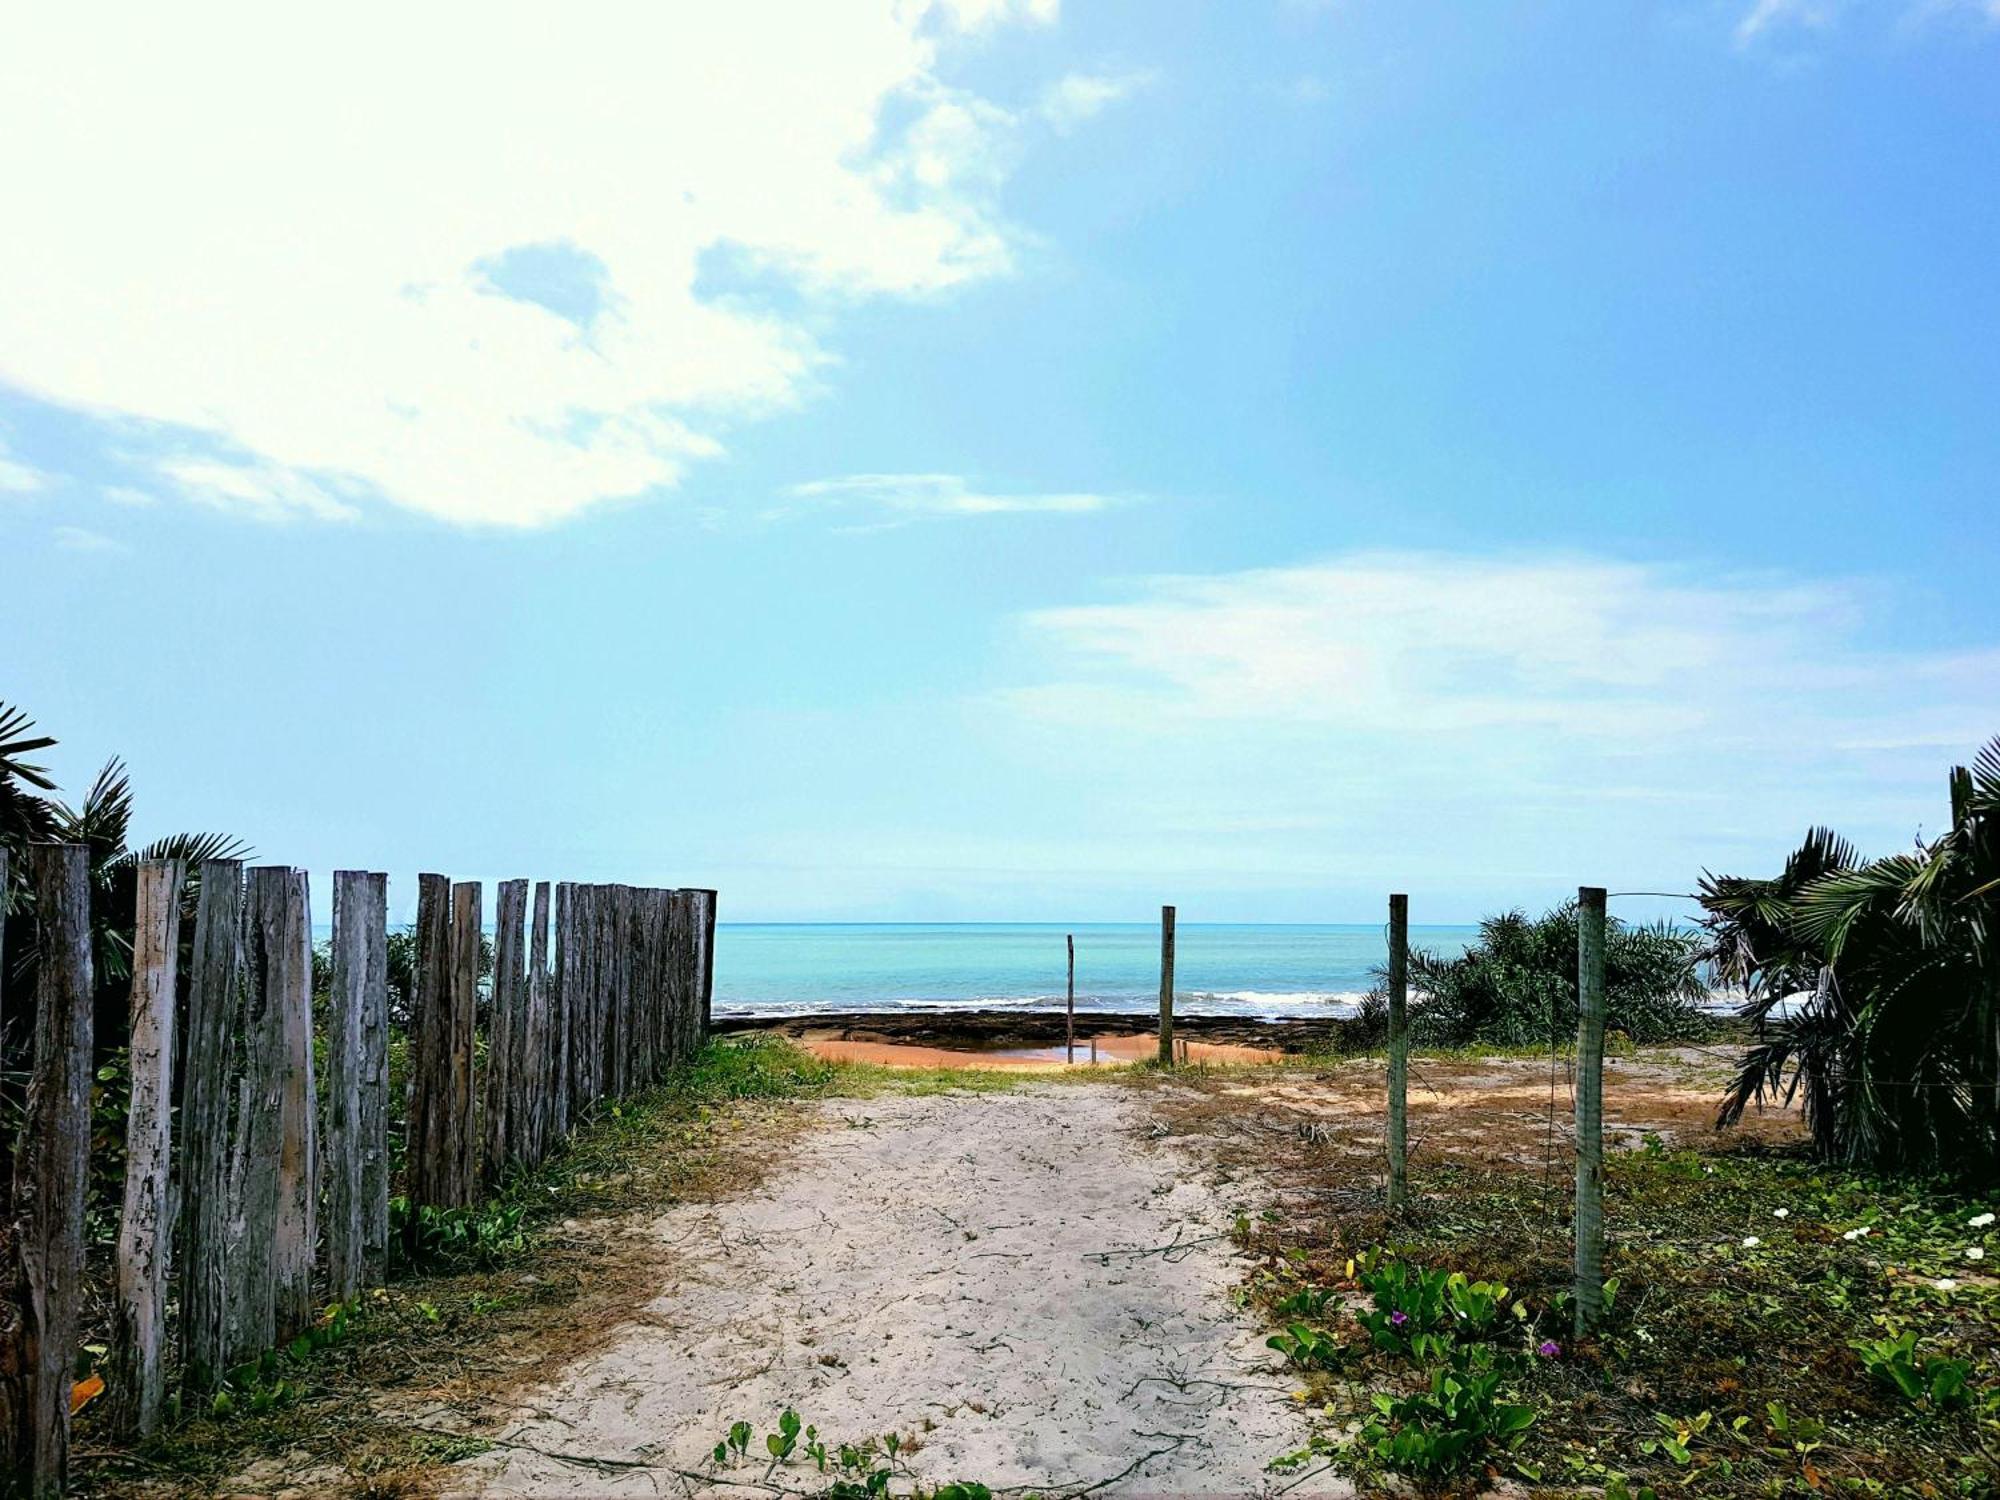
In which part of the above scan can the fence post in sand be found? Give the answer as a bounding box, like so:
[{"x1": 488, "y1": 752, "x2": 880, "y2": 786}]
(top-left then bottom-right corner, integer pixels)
[
  {"x1": 255, "y1": 868, "x2": 317, "y2": 1341},
  {"x1": 108, "y1": 857, "x2": 184, "y2": 1440},
  {"x1": 1573, "y1": 885, "x2": 1609, "y2": 1338},
  {"x1": 551, "y1": 882, "x2": 575, "y2": 1142},
  {"x1": 2, "y1": 845, "x2": 93, "y2": 1494},
  {"x1": 520, "y1": 881, "x2": 552, "y2": 1164},
  {"x1": 328, "y1": 870, "x2": 388, "y2": 1300},
  {"x1": 1066, "y1": 933, "x2": 1075, "y2": 1063},
  {"x1": 179, "y1": 860, "x2": 246, "y2": 1386},
  {"x1": 1091, "y1": 1036, "x2": 1098, "y2": 1064},
  {"x1": 449, "y1": 881, "x2": 481, "y2": 1203},
  {"x1": 1157, "y1": 905, "x2": 1176, "y2": 1066},
  {"x1": 484, "y1": 879, "x2": 527, "y2": 1187},
  {"x1": 1387, "y1": 892, "x2": 1409, "y2": 1214}
]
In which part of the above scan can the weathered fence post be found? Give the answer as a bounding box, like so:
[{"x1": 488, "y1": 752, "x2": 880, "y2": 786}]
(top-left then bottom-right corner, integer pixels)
[
  {"x1": 694, "y1": 889, "x2": 718, "y2": 1041},
  {"x1": 1387, "y1": 892, "x2": 1409, "y2": 1214},
  {"x1": 614, "y1": 884, "x2": 636, "y2": 1098},
  {"x1": 1157, "y1": 905, "x2": 1176, "y2": 1066},
  {"x1": 245, "y1": 868, "x2": 317, "y2": 1341},
  {"x1": 551, "y1": 882, "x2": 575, "y2": 1142},
  {"x1": 179, "y1": 859, "x2": 245, "y2": 1386},
  {"x1": 1066, "y1": 933, "x2": 1076, "y2": 1064},
  {"x1": 1574, "y1": 885, "x2": 1609, "y2": 1338},
  {"x1": 328, "y1": 871, "x2": 389, "y2": 1302},
  {"x1": 667, "y1": 890, "x2": 695, "y2": 1069},
  {"x1": 484, "y1": 879, "x2": 527, "y2": 1188},
  {"x1": 407, "y1": 874, "x2": 452, "y2": 1214},
  {"x1": 1, "y1": 845, "x2": 93, "y2": 1495},
  {"x1": 108, "y1": 857, "x2": 185, "y2": 1439},
  {"x1": 449, "y1": 881, "x2": 481, "y2": 1204},
  {"x1": 519, "y1": 881, "x2": 552, "y2": 1166}
]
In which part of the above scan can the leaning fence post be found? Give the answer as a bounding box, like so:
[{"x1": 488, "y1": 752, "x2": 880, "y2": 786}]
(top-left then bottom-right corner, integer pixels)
[
  {"x1": 109, "y1": 857, "x2": 185, "y2": 1439},
  {"x1": 1066, "y1": 933, "x2": 1076, "y2": 1064},
  {"x1": 1387, "y1": 893, "x2": 1409, "y2": 1214},
  {"x1": 1157, "y1": 905, "x2": 1176, "y2": 1066},
  {"x1": 1, "y1": 845, "x2": 93, "y2": 1495},
  {"x1": 1574, "y1": 885, "x2": 1609, "y2": 1338}
]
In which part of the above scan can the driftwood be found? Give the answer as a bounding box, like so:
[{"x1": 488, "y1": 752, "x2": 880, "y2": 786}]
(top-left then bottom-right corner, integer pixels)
[
  {"x1": 0, "y1": 845, "x2": 93, "y2": 1496},
  {"x1": 107, "y1": 857, "x2": 185, "y2": 1439}
]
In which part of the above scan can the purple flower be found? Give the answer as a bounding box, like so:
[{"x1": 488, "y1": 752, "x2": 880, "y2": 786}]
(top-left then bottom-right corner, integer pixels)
[
  {"x1": 1390, "y1": 1311, "x2": 1408, "y2": 1327},
  {"x1": 1536, "y1": 1340, "x2": 1561, "y2": 1358}
]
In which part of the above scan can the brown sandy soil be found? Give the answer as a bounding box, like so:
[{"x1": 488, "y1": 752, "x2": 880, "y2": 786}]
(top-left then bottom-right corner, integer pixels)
[
  {"x1": 717, "y1": 1010, "x2": 1348, "y2": 1053},
  {"x1": 422, "y1": 1049, "x2": 1799, "y2": 1498},
  {"x1": 802, "y1": 1034, "x2": 1284, "y2": 1069}
]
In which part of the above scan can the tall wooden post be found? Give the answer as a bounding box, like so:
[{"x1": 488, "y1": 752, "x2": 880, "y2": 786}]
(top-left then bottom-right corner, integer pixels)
[
  {"x1": 109, "y1": 857, "x2": 185, "y2": 1438},
  {"x1": 1157, "y1": 905, "x2": 1176, "y2": 1066},
  {"x1": 551, "y1": 882, "x2": 574, "y2": 1141},
  {"x1": 696, "y1": 889, "x2": 718, "y2": 1041},
  {"x1": 449, "y1": 881, "x2": 481, "y2": 1204},
  {"x1": 1066, "y1": 933, "x2": 1076, "y2": 1064},
  {"x1": 329, "y1": 871, "x2": 388, "y2": 1302},
  {"x1": 484, "y1": 879, "x2": 527, "y2": 1187},
  {"x1": 1, "y1": 845, "x2": 93, "y2": 1495},
  {"x1": 1386, "y1": 893, "x2": 1410, "y2": 1213},
  {"x1": 407, "y1": 874, "x2": 453, "y2": 1213},
  {"x1": 253, "y1": 868, "x2": 316, "y2": 1341},
  {"x1": 1574, "y1": 885, "x2": 1609, "y2": 1338},
  {"x1": 179, "y1": 860, "x2": 246, "y2": 1386},
  {"x1": 520, "y1": 881, "x2": 552, "y2": 1165}
]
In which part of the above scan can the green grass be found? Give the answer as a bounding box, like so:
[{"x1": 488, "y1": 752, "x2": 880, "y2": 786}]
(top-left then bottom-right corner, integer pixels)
[{"x1": 1237, "y1": 1140, "x2": 2000, "y2": 1496}]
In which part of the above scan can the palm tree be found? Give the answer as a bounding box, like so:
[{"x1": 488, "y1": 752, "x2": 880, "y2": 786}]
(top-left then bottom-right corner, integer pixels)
[{"x1": 1702, "y1": 738, "x2": 2000, "y2": 1177}]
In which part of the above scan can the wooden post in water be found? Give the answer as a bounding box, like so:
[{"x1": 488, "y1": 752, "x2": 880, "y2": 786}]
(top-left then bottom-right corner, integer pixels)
[
  {"x1": 520, "y1": 881, "x2": 552, "y2": 1166},
  {"x1": 1387, "y1": 893, "x2": 1409, "y2": 1214},
  {"x1": 1574, "y1": 885, "x2": 1609, "y2": 1338},
  {"x1": 1157, "y1": 905, "x2": 1176, "y2": 1066},
  {"x1": 449, "y1": 881, "x2": 481, "y2": 1204},
  {"x1": 408, "y1": 874, "x2": 452, "y2": 1214},
  {"x1": 2, "y1": 845, "x2": 93, "y2": 1495},
  {"x1": 1066, "y1": 934, "x2": 1075, "y2": 1064},
  {"x1": 109, "y1": 857, "x2": 184, "y2": 1438},
  {"x1": 328, "y1": 870, "x2": 388, "y2": 1301},
  {"x1": 484, "y1": 879, "x2": 527, "y2": 1187},
  {"x1": 179, "y1": 860, "x2": 245, "y2": 1387}
]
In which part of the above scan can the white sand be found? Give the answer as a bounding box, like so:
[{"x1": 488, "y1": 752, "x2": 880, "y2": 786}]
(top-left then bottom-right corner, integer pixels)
[{"x1": 442, "y1": 1084, "x2": 1341, "y2": 1497}]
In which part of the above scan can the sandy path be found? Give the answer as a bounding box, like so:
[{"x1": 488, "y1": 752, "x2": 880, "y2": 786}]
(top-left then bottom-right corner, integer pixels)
[{"x1": 444, "y1": 1085, "x2": 1334, "y2": 1497}]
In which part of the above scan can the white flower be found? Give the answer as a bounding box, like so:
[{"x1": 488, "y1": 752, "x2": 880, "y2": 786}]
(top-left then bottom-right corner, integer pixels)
[
  {"x1": 1971, "y1": 1212, "x2": 1996, "y2": 1229},
  {"x1": 1773, "y1": 1208, "x2": 1790, "y2": 1219},
  {"x1": 1842, "y1": 1227, "x2": 1871, "y2": 1242},
  {"x1": 1967, "y1": 1247, "x2": 1986, "y2": 1262},
  {"x1": 1741, "y1": 1236, "x2": 1761, "y2": 1248},
  {"x1": 1936, "y1": 1278, "x2": 1959, "y2": 1291}
]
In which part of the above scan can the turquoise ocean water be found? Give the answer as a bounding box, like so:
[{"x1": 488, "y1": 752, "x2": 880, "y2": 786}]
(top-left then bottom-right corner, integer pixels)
[{"x1": 709, "y1": 922, "x2": 1480, "y2": 1021}]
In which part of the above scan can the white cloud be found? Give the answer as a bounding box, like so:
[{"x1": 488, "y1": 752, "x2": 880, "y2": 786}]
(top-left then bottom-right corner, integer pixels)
[
  {"x1": 994, "y1": 551, "x2": 2000, "y2": 870},
  {"x1": 1040, "y1": 70, "x2": 1155, "y2": 131},
  {"x1": 0, "y1": 2, "x2": 1073, "y2": 529},
  {"x1": 0, "y1": 439, "x2": 44, "y2": 494},
  {"x1": 53, "y1": 526, "x2": 122, "y2": 553},
  {"x1": 1736, "y1": 0, "x2": 1836, "y2": 44},
  {"x1": 785, "y1": 472, "x2": 1125, "y2": 521}
]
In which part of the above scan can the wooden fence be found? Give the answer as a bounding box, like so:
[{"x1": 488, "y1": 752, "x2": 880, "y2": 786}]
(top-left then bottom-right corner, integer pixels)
[{"x1": 0, "y1": 852, "x2": 716, "y2": 1497}]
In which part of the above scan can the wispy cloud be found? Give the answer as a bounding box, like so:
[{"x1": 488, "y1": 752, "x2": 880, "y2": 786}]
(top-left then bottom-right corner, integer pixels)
[
  {"x1": 0, "y1": 3, "x2": 1090, "y2": 529},
  {"x1": 1736, "y1": 0, "x2": 1836, "y2": 45},
  {"x1": 784, "y1": 472, "x2": 1128, "y2": 524},
  {"x1": 53, "y1": 525, "x2": 123, "y2": 553},
  {"x1": 1039, "y1": 70, "x2": 1155, "y2": 132},
  {"x1": 989, "y1": 551, "x2": 2000, "y2": 879},
  {"x1": 0, "y1": 438, "x2": 44, "y2": 494}
]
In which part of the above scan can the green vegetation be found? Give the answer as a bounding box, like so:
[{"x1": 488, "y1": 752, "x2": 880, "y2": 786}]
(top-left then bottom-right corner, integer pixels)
[
  {"x1": 1358, "y1": 903, "x2": 1712, "y2": 1049},
  {"x1": 1701, "y1": 734, "x2": 2000, "y2": 1178},
  {"x1": 1240, "y1": 1139, "x2": 1999, "y2": 1494},
  {"x1": 709, "y1": 1409, "x2": 992, "y2": 1500}
]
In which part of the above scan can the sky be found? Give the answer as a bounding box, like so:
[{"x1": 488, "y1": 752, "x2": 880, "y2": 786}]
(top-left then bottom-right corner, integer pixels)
[{"x1": 4, "y1": 0, "x2": 1998, "y2": 924}]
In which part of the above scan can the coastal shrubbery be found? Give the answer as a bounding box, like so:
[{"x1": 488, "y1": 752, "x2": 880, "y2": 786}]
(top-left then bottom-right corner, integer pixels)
[
  {"x1": 1701, "y1": 734, "x2": 2000, "y2": 1178},
  {"x1": 1360, "y1": 904, "x2": 1712, "y2": 1049}
]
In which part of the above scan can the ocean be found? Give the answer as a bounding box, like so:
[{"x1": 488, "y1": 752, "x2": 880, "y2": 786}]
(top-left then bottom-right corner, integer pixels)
[{"x1": 708, "y1": 922, "x2": 1481, "y2": 1021}]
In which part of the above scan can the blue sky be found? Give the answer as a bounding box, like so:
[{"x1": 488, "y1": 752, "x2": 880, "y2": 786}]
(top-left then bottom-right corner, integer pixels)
[{"x1": 4, "y1": 0, "x2": 1997, "y2": 923}]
